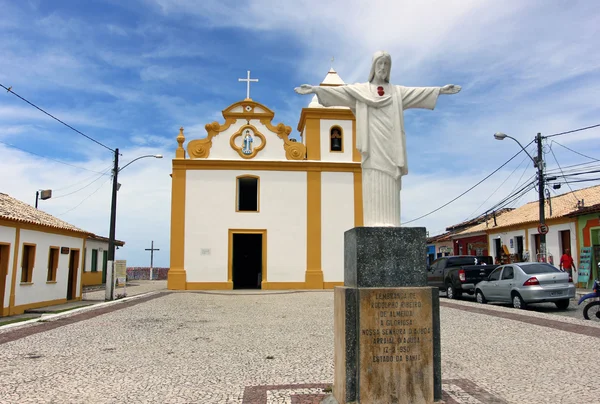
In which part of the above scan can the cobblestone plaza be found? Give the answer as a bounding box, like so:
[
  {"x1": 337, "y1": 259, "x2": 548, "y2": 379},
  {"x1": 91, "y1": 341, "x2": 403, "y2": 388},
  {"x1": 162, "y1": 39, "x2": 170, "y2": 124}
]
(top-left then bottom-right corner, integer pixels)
[{"x1": 1, "y1": 285, "x2": 599, "y2": 403}]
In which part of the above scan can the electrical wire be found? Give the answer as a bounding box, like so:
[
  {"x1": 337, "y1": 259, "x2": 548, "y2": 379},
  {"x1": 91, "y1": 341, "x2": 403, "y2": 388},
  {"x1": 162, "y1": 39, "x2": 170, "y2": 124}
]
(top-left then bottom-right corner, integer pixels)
[
  {"x1": 0, "y1": 83, "x2": 115, "y2": 153},
  {"x1": 55, "y1": 177, "x2": 112, "y2": 216},
  {"x1": 52, "y1": 167, "x2": 113, "y2": 199},
  {"x1": 548, "y1": 143, "x2": 579, "y2": 204},
  {"x1": 551, "y1": 140, "x2": 600, "y2": 162},
  {"x1": 52, "y1": 167, "x2": 113, "y2": 192},
  {"x1": 545, "y1": 123, "x2": 600, "y2": 138},
  {"x1": 402, "y1": 141, "x2": 533, "y2": 225},
  {"x1": 0, "y1": 139, "x2": 112, "y2": 175},
  {"x1": 461, "y1": 147, "x2": 533, "y2": 222}
]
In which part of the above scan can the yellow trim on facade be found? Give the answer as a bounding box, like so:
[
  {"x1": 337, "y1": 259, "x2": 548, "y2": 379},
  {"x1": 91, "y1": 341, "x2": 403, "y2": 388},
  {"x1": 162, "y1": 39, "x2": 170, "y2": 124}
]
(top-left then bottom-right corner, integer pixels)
[
  {"x1": 0, "y1": 218, "x2": 90, "y2": 238},
  {"x1": 306, "y1": 171, "x2": 324, "y2": 288},
  {"x1": 173, "y1": 159, "x2": 361, "y2": 173},
  {"x1": 230, "y1": 124, "x2": 267, "y2": 159},
  {"x1": 227, "y1": 229, "x2": 267, "y2": 288},
  {"x1": 186, "y1": 282, "x2": 233, "y2": 290},
  {"x1": 176, "y1": 127, "x2": 186, "y2": 159},
  {"x1": 8, "y1": 227, "x2": 20, "y2": 314},
  {"x1": 168, "y1": 166, "x2": 187, "y2": 290},
  {"x1": 81, "y1": 271, "x2": 103, "y2": 286},
  {"x1": 235, "y1": 175, "x2": 260, "y2": 213},
  {"x1": 263, "y1": 282, "x2": 306, "y2": 290},
  {"x1": 305, "y1": 118, "x2": 321, "y2": 161},
  {"x1": 297, "y1": 108, "x2": 355, "y2": 133},
  {"x1": 10, "y1": 298, "x2": 73, "y2": 316},
  {"x1": 323, "y1": 282, "x2": 344, "y2": 289},
  {"x1": 0, "y1": 242, "x2": 9, "y2": 316},
  {"x1": 354, "y1": 171, "x2": 364, "y2": 227},
  {"x1": 185, "y1": 99, "x2": 306, "y2": 160},
  {"x1": 352, "y1": 119, "x2": 360, "y2": 162}
]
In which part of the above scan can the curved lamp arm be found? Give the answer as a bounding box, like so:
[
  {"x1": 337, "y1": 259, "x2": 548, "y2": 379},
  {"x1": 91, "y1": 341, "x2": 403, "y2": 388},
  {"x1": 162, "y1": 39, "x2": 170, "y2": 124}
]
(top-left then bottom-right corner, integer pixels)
[
  {"x1": 119, "y1": 154, "x2": 163, "y2": 173},
  {"x1": 494, "y1": 132, "x2": 536, "y2": 165}
]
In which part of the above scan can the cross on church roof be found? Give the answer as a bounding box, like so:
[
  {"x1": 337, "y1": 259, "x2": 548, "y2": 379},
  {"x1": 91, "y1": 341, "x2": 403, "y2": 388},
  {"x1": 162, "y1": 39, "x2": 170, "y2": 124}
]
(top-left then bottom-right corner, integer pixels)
[{"x1": 238, "y1": 70, "x2": 259, "y2": 100}]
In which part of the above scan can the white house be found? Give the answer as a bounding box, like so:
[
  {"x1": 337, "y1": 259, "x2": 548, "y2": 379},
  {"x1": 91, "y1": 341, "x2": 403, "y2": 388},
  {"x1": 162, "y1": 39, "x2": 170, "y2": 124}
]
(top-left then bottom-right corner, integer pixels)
[
  {"x1": 81, "y1": 235, "x2": 125, "y2": 287},
  {"x1": 168, "y1": 68, "x2": 363, "y2": 290},
  {"x1": 452, "y1": 185, "x2": 600, "y2": 266},
  {"x1": 0, "y1": 192, "x2": 91, "y2": 316}
]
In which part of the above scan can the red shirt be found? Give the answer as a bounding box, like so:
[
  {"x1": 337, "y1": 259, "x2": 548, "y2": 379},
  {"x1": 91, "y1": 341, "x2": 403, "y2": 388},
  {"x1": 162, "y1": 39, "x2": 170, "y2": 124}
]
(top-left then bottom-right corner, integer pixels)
[{"x1": 560, "y1": 254, "x2": 574, "y2": 269}]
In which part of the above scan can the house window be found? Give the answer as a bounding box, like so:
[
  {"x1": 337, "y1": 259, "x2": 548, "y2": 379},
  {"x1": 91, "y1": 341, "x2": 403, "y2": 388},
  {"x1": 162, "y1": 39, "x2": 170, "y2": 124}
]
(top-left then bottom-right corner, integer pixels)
[
  {"x1": 236, "y1": 176, "x2": 259, "y2": 212},
  {"x1": 47, "y1": 247, "x2": 59, "y2": 282},
  {"x1": 21, "y1": 244, "x2": 36, "y2": 283},
  {"x1": 91, "y1": 249, "x2": 98, "y2": 272},
  {"x1": 330, "y1": 126, "x2": 343, "y2": 152},
  {"x1": 102, "y1": 250, "x2": 108, "y2": 273}
]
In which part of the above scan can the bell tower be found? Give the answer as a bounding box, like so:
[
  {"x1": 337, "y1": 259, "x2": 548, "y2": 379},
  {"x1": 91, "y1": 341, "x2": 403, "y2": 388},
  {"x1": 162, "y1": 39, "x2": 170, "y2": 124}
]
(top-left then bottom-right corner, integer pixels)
[{"x1": 297, "y1": 67, "x2": 360, "y2": 163}]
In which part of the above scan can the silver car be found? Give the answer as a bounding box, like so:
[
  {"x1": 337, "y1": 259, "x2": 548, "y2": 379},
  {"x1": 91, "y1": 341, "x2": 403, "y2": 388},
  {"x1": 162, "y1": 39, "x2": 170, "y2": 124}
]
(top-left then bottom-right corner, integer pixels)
[{"x1": 474, "y1": 262, "x2": 576, "y2": 310}]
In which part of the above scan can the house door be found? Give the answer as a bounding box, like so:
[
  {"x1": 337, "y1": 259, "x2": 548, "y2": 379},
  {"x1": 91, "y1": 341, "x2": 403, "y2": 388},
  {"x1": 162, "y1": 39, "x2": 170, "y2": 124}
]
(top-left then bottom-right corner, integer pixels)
[
  {"x1": 231, "y1": 233, "x2": 263, "y2": 290},
  {"x1": 0, "y1": 244, "x2": 9, "y2": 317},
  {"x1": 515, "y1": 236, "x2": 524, "y2": 261},
  {"x1": 67, "y1": 249, "x2": 80, "y2": 300},
  {"x1": 560, "y1": 230, "x2": 571, "y2": 254}
]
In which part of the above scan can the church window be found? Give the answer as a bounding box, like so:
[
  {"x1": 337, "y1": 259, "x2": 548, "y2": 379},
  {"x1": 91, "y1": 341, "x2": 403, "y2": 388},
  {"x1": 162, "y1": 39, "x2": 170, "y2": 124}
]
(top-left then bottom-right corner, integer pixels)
[
  {"x1": 236, "y1": 175, "x2": 259, "y2": 212},
  {"x1": 330, "y1": 126, "x2": 343, "y2": 152}
]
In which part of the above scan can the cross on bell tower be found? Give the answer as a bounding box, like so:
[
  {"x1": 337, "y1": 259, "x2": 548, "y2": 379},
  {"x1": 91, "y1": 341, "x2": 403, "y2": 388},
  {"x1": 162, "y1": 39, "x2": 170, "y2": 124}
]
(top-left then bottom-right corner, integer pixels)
[{"x1": 238, "y1": 70, "x2": 259, "y2": 100}]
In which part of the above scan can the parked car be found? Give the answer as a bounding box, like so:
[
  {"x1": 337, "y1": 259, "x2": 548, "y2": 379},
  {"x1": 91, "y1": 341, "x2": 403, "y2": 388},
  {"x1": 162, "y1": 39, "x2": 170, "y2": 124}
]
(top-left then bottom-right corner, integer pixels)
[
  {"x1": 474, "y1": 262, "x2": 575, "y2": 310},
  {"x1": 427, "y1": 255, "x2": 500, "y2": 299}
]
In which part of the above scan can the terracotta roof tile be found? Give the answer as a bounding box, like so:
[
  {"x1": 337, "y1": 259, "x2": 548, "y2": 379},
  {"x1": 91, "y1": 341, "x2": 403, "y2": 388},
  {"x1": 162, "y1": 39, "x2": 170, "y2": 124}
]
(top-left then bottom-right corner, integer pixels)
[
  {"x1": 0, "y1": 192, "x2": 92, "y2": 235},
  {"x1": 454, "y1": 184, "x2": 600, "y2": 236}
]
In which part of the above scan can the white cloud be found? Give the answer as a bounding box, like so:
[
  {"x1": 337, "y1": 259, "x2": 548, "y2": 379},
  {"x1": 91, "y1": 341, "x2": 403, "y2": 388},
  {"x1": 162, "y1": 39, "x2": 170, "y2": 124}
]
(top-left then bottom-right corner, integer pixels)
[{"x1": 1, "y1": 0, "x2": 599, "y2": 267}]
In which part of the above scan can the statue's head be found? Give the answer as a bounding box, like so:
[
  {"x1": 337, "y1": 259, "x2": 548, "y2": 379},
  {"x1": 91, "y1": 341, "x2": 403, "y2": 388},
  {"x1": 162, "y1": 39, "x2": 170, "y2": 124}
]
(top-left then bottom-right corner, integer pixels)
[{"x1": 368, "y1": 51, "x2": 392, "y2": 83}]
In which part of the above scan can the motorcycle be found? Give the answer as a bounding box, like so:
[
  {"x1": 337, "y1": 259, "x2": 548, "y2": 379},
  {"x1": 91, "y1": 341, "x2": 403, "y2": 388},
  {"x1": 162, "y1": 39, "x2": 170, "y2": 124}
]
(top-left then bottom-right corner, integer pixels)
[{"x1": 578, "y1": 279, "x2": 600, "y2": 321}]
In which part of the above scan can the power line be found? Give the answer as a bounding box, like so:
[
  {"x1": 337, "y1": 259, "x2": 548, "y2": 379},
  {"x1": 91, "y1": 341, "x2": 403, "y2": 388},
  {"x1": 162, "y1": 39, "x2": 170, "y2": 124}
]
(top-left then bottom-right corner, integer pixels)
[
  {"x1": 55, "y1": 177, "x2": 112, "y2": 216},
  {"x1": 52, "y1": 167, "x2": 113, "y2": 192},
  {"x1": 461, "y1": 148, "x2": 532, "y2": 222},
  {"x1": 545, "y1": 123, "x2": 600, "y2": 138},
  {"x1": 551, "y1": 140, "x2": 600, "y2": 162},
  {"x1": 0, "y1": 83, "x2": 115, "y2": 153},
  {"x1": 548, "y1": 143, "x2": 580, "y2": 204},
  {"x1": 52, "y1": 168, "x2": 113, "y2": 199},
  {"x1": 0, "y1": 139, "x2": 111, "y2": 175},
  {"x1": 402, "y1": 141, "x2": 533, "y2": 225}
]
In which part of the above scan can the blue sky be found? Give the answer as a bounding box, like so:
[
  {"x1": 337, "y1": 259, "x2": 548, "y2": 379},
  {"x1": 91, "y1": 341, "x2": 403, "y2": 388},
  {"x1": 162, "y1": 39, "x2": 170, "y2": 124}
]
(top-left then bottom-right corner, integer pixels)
[{"x1": 1, "y1": 0, "x2": 599, "y2": 267}]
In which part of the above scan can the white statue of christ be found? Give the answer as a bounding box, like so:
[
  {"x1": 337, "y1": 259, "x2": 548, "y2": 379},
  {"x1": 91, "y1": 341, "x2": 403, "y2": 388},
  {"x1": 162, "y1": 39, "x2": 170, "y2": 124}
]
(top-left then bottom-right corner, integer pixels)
[{"x1": 295, "y1": 50, "x2": 461, "y2": 227}]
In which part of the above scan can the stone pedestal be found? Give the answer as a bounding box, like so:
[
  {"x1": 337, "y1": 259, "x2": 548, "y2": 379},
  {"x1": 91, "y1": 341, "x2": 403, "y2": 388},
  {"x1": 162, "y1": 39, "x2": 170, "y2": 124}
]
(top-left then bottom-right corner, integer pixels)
[{"x1": 331, "y1": 227, "x2": 442, "y2": 404}]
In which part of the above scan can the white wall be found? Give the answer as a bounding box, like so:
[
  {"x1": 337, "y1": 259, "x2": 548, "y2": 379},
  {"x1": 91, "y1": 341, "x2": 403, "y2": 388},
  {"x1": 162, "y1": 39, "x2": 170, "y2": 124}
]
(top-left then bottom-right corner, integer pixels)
[
  {"x1": 321, "y1": 172, "x2": 355, "y2": 282},
  {"x1": 85, "y1": 239, "x2": 107, "y2": 272},
  {"x1": 14, "y1": 229, "x2": 84, "y2": 306},
  {"x1": 185, "y1": 170, "x2": 307, "y2": 283},
  {"x1": 488, "y1": 229, "x2": 527, "y2": 258},
  {"x1": 527, "y1": 222, "x2": 578, "y2": 267},
  {"x1": 320, "y1": 119, "x2": 354, "y2": 162},
  {"x1": 0, "y1": 225, "x2": 16, "y2": 308},
  {"x1": 202, "y1": 118, "x2": 292, "y2": 161}
]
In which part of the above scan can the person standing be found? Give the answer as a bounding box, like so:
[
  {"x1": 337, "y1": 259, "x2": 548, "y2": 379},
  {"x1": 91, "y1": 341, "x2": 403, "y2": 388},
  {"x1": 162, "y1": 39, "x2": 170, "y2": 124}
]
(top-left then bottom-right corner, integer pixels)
[{"x1": 560, "y1": 248, "x2": 576, "y2": 278}]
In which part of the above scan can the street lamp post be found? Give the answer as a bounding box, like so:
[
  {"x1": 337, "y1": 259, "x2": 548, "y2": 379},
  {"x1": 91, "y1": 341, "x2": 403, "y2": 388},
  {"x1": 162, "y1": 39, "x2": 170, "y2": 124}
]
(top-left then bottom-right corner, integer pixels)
[
  {"x1": 105, "y1": 149, "x2": 163, "y2": 301},
  {"x1": 494, "y1": 132, "x2": 547, "y2": 261}
]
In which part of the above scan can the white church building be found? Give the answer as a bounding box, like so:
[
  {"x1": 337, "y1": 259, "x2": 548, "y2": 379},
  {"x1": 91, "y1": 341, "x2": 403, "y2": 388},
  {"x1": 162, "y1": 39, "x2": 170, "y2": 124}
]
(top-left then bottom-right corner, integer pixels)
[{"x1": 168, "y1": 68, "x2": 363, "y2": 290}]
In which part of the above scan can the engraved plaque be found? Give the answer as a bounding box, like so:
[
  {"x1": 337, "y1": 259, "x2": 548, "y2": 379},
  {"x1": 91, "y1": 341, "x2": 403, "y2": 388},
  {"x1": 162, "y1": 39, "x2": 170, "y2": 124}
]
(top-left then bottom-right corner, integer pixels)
[{"x1": 358, "y1": 287, "x2": 434, "y2": 404}]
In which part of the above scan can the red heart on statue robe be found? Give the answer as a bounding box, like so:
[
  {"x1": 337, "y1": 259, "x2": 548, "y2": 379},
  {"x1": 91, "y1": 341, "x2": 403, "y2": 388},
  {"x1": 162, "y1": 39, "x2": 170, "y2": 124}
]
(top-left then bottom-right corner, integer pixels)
[{"x1": 377, "y1": 86, "x2": 384, "y2": 96}]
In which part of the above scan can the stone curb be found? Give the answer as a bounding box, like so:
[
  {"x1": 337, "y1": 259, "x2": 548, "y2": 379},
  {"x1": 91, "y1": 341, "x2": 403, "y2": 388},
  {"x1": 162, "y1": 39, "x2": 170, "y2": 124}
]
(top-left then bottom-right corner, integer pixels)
[{"x1": 0, "y1": 291, "x2": 161, "y2": 331}]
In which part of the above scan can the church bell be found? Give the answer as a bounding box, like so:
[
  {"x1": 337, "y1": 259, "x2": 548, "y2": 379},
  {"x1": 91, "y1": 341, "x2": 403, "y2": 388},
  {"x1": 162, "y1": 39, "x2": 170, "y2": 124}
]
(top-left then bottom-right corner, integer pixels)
[{"x1": 331, "y1": 137, "x2": 342, "y2": 151}]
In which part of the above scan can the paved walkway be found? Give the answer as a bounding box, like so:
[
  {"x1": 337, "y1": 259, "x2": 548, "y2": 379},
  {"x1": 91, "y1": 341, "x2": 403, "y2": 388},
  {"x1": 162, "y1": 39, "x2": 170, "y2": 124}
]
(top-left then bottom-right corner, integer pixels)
[{"x1": 0, "y1": 290, "x2": 598, "y2": 403}]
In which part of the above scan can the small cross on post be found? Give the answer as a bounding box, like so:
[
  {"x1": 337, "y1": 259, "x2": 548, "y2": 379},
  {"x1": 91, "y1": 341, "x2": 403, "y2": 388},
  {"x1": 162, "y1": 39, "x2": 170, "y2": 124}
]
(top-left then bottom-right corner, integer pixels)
[
  {"x1": 238, "y1": 70, "x2": 258, "y2": 100},
  {"x1": 145, "y1": 240, "x2": 160, "y2": 280}
]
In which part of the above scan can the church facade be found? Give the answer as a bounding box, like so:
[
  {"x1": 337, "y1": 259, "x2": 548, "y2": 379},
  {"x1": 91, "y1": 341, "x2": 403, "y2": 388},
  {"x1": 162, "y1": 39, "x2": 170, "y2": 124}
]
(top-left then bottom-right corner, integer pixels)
[{"x1": 168, "y1": 69, "x2": 364, "y2": 290}]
